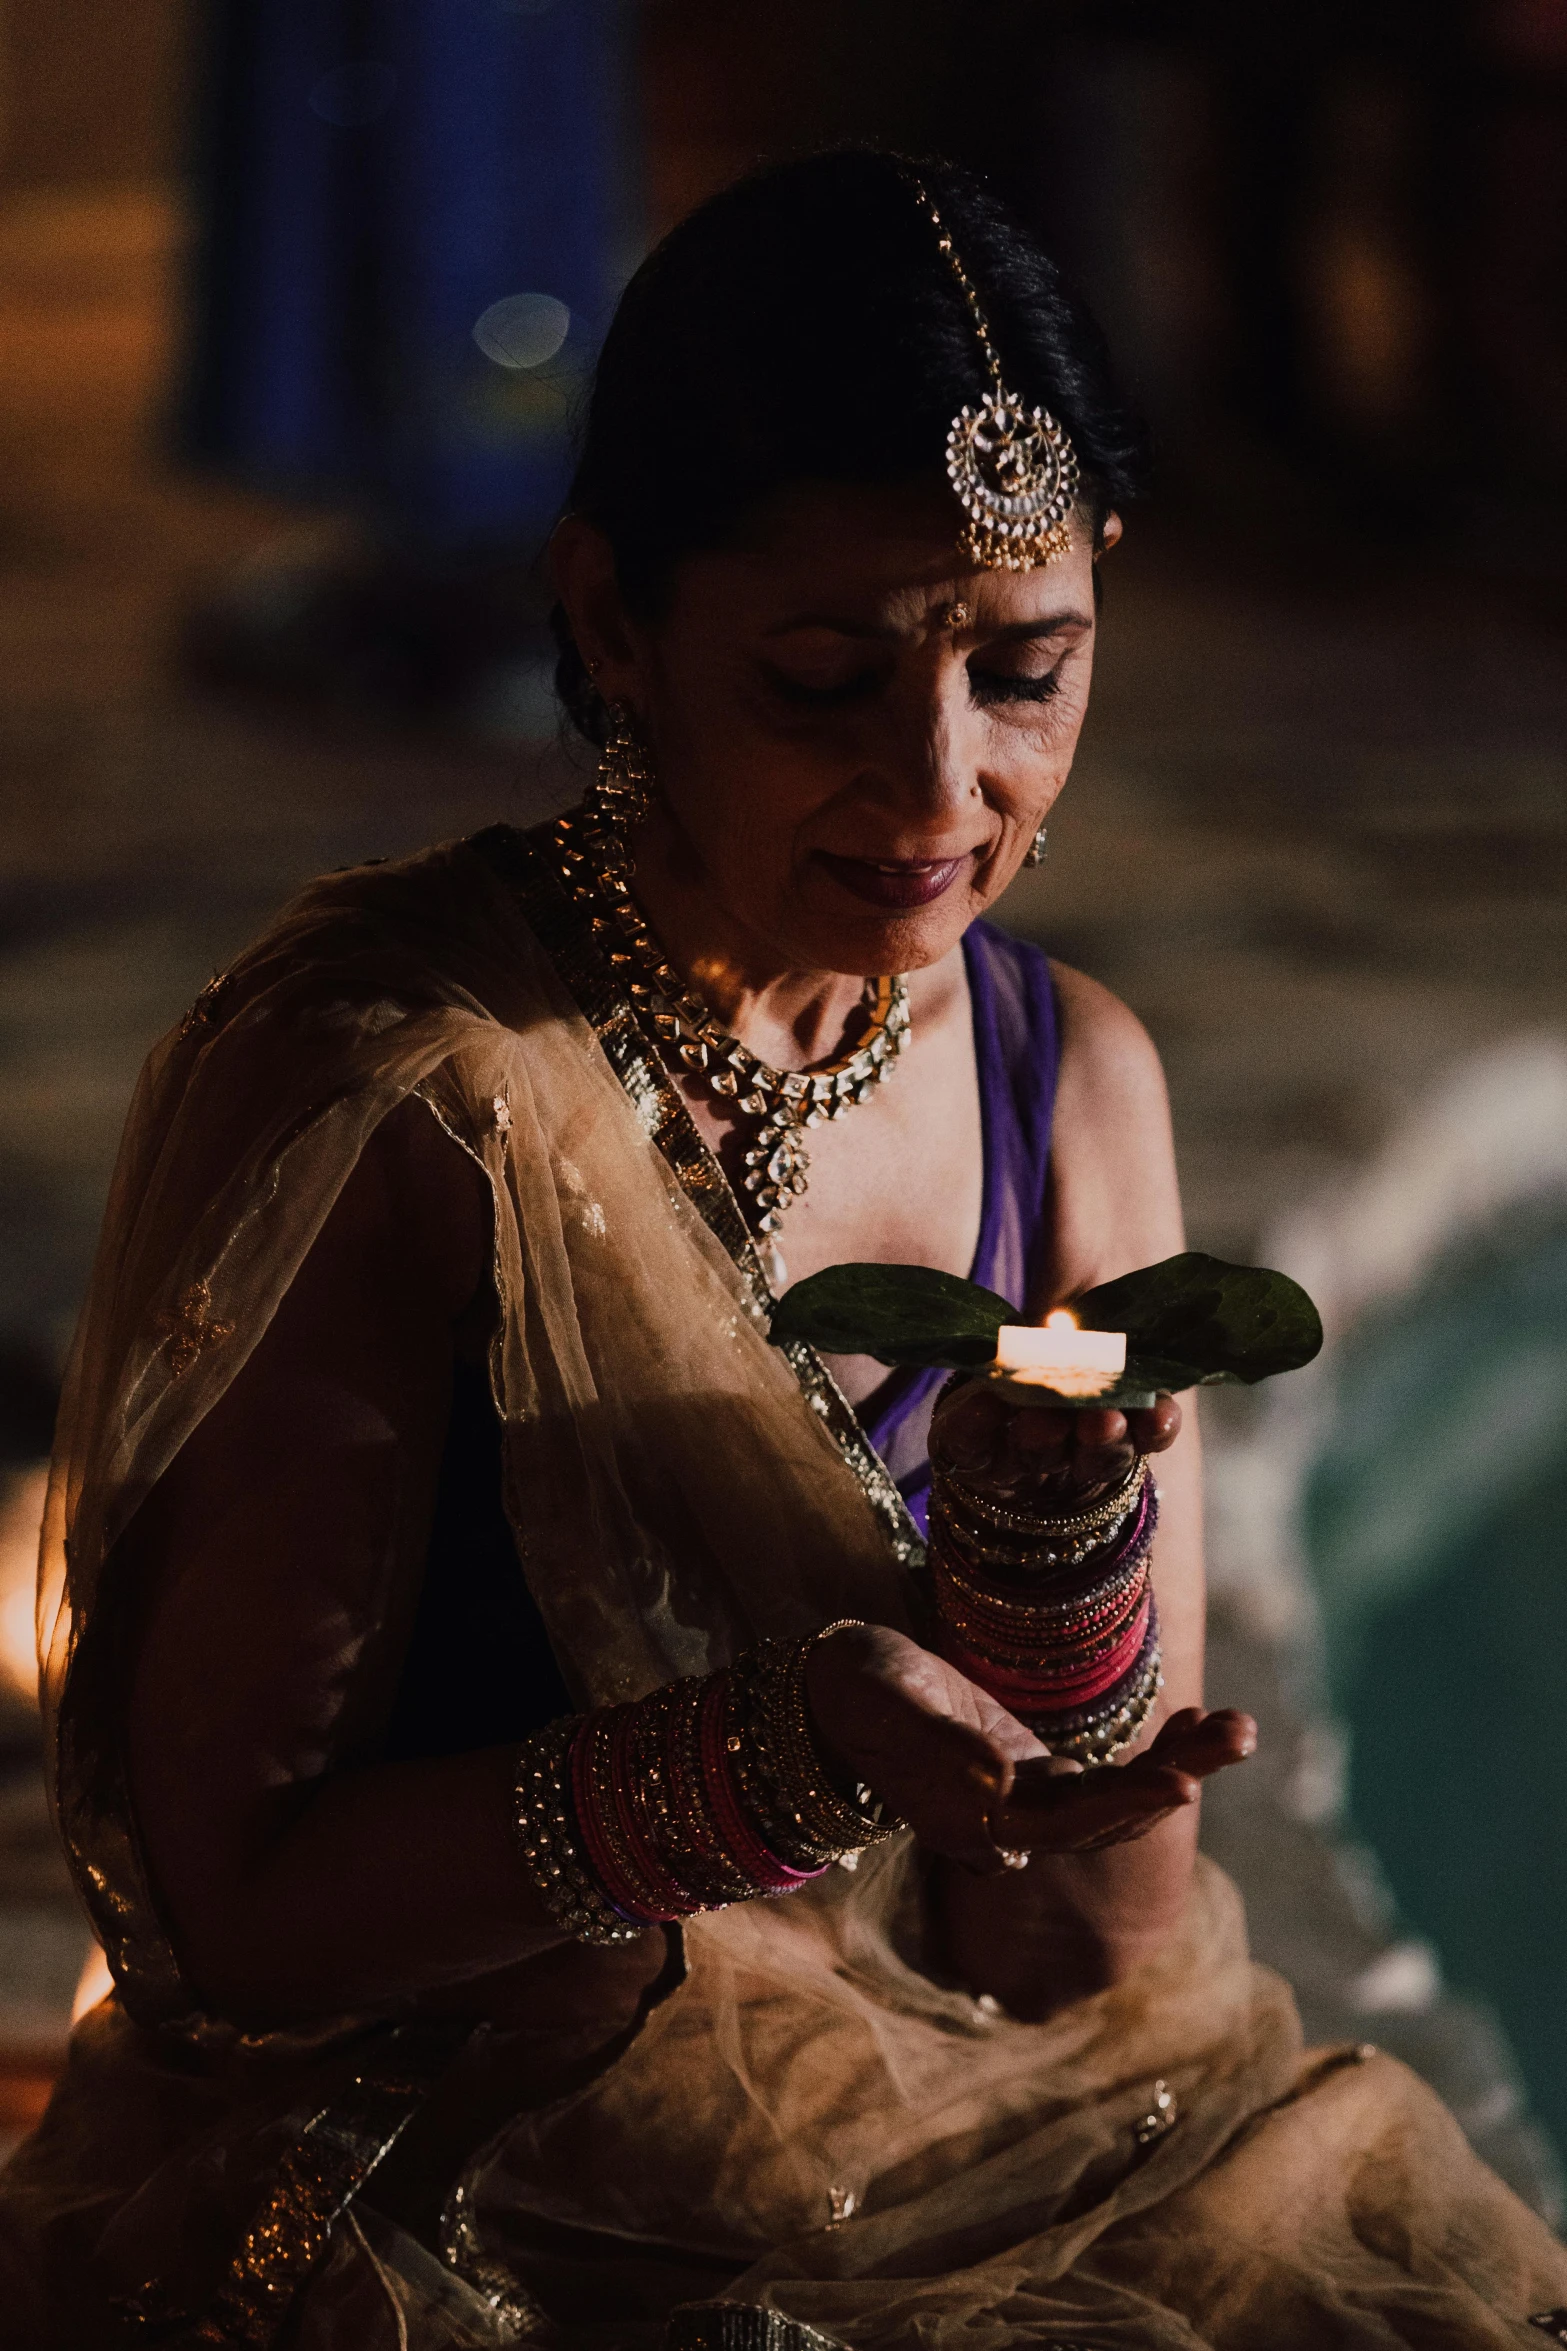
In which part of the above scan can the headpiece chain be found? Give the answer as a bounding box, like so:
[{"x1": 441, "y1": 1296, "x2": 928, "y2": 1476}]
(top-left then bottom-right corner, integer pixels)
[{"x1": 901, "y1": 167, "x2": 1082, "y2": 573}]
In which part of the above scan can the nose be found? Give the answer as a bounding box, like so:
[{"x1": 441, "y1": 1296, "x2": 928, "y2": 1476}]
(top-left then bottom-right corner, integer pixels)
[{"x1": 872, "y1": 653, "x2": 982, "y2": 833}]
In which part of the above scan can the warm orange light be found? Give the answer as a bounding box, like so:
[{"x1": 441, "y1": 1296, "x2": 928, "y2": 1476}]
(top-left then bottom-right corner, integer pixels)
[
  {"x1": 0, "y1": 1465, "x2": 47, "y2": 1710},
  {"x1": 71, "y1": 1944, "x2": 114, "y2": 2024},
  {"x1": 994, "y1": 1316, "x2": 1126, "y2": 1394}
]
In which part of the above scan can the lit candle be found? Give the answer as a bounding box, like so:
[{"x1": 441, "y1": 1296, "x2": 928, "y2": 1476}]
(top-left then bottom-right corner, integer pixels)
[{"x1": 993, "y1": 1309, "x2": 1126, "y2": 1397}]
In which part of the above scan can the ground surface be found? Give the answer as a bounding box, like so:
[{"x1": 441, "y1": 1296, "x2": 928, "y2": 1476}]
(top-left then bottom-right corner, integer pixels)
[{"x1": 1, "y1": 185, "x2": 1565, "y2": 2206}]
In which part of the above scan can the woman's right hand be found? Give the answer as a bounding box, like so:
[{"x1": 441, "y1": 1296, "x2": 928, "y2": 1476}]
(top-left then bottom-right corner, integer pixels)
[{"x1": 804, "y1": 1622, "x2": 1253, "y2": 1872}]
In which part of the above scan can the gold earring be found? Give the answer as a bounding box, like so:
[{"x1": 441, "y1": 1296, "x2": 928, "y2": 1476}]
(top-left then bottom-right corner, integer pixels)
[
  {"x1": 1023, "y1": 823, "x2": 1048, "y2": 868},
  {"x1": 595, "y1": 701, "x2": 657, "y2": 834}
]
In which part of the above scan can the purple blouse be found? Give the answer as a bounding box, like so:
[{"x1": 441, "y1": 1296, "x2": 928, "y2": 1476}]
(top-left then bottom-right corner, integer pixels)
[{"x1": 856, "y1": 921, "x2": 1060, "y2": 1536}]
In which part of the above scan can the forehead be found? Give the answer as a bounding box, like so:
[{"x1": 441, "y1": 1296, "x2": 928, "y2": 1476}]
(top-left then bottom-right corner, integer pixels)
[{"x1": 671, "y1": 477, "x2": 1096, "y2": 629}]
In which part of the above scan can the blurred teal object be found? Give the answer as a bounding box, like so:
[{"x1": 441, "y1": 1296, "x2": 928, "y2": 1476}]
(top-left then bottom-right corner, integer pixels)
[
  {"x1": 181, "y1": 0, "x2": 628, "y2": 549},
  {"x1": 1304, "y1": 1206, "x2": 1567, "y2": 2157}
]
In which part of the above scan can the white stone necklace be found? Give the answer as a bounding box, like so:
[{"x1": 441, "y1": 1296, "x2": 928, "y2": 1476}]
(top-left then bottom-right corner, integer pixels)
[{"x1": 552, "y1": 779, "x2": 911, "y2": 1291}]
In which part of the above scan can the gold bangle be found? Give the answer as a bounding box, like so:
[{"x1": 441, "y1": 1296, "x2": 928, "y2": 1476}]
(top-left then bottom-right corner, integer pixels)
[
  {"x1": 941, "y1": 1455, "x2": 1146, "y2": 1541},
  {"x1": 753, "y1": 1623, "x2": 902, "y2": 1862},
  {"x1": 726, "y1": 1649, "x2": 836, "y2": 1873},
  {"x1": 659, "y1": 1672, "x2": 758, "y2": 1906},
  {"x1": 928, "y1": 1511, "x2": 1149, "y2": 1617}
]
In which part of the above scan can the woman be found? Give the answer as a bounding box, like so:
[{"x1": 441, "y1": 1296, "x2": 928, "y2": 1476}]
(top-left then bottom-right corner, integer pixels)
[{"x1": 4, "y1": 152, "x2": 1564, "y2": 2350}]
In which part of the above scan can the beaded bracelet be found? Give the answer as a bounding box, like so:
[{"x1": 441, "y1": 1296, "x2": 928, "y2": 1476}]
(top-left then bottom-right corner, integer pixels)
[
  {"x1": 513, "y1": 1719, "x2": 647, "y2": 1946},
  {"x1": 511, "y1": 1622, "x2": 903, "y2": 1943}
]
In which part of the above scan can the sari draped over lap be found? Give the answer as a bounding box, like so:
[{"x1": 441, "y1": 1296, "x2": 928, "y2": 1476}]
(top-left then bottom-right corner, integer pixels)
[{"x1": 2, "y1": 827, "x2": 1564, "y2": 2349}]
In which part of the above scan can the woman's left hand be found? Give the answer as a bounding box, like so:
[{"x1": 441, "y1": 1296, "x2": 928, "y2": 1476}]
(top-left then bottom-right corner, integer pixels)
[
  {"x1": 989, "y1": 1707, "x2": 1256, "y2": 1856},
  {"x1": 930, "y1": 1375, "x2": 1182, "y2": 1509},
  {"x1": 805, "y1": 1624, "x2": 1254, "y2": 1872}
]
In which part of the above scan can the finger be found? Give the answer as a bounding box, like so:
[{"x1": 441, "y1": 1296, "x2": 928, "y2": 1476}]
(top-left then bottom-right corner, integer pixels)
[
  {"x1": 1067, "y1": 1406, "x2": 1130, "y2": 1454},
  {"x1": 993, "y1": 1762, "x2": 1200, "y2": 1853},
  {"x1": 930, "y1": 1382, "x2": 1012, "y2": 1474},
  {"x1": 1125, "y1": 1396, "x2": 1182, "y2": 1454},
  {"x1": 1004, "y1": 1407, "x2": 1080, "y2": 1482},
  {"x1": 1145, "y1": 1707, "x2": 1257, "y2": 1779},
  {"x1": 1000, "y1": 1714, "x2": 1256, "y2": 1844}
]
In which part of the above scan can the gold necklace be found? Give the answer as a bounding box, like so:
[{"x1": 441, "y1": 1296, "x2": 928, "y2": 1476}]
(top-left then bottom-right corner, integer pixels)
[{"x1": 552, "y1": 773, "x2": 911, "y2": 1292}]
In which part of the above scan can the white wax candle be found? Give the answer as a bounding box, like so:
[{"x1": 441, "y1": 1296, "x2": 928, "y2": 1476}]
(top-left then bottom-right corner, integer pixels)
[{"x1": 994, "y1": 1310, "x2": 1126, "y2": 1395}]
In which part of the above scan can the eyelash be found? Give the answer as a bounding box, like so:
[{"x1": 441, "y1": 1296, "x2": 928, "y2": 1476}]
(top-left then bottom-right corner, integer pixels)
[
  {"x1": 968, "y1": 666, "x2": 1061, "y2": 707},
  {"x1": 768, "y1": 664, "x2": 1063, "y2": 710}
]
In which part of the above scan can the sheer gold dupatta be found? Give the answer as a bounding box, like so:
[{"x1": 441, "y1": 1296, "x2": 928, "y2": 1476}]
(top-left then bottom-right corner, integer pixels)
[
  {"x1": 39, "y1": 828, "x2": 916, "y2": 2025},
  {"x1": 27, "y1": 828, "x2": 1567, "y2": 2351}
]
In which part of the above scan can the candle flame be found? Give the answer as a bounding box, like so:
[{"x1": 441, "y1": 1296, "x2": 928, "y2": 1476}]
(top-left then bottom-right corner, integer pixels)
[{"x1": 1043, "y1": 1308, "x2": 1078, "y2": 1330}]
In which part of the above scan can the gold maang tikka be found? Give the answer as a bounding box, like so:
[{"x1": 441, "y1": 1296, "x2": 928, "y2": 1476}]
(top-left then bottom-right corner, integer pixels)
[{"x1": 904, "y1": 171, "x2": 1082, "y2": 572}]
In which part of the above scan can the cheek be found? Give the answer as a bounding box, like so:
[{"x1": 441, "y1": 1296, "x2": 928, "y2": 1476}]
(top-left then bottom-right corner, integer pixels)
[
  {"x1": 657, "y1": 692, "x2": 846, "y2": 856},
  {"x1": 988, "y1": 668, "x2": 1094, "y2": 785}
]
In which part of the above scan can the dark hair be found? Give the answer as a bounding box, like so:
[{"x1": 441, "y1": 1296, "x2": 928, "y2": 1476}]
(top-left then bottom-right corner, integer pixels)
[{"x1": 553, "y1": 148, "x2": 1151, "y2": 741}]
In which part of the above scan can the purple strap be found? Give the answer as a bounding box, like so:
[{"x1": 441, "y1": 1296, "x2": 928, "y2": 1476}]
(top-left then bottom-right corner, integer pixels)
[{"x1": 856, "y1": 922, "x2": 1059, "y2": 1535}]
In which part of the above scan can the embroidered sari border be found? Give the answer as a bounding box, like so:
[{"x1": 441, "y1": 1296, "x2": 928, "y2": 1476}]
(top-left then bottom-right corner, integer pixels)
[
  {"x1": 473, "y1": 822, "x2": 923, "y2": 1571},
  {"x1": 135, "y1": 2018, "x2": 478, "y2": 2347}
]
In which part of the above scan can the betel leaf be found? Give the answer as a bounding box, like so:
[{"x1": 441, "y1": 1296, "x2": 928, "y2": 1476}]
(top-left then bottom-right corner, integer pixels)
[
  {"x1": 768, "y1": 1261, "x2": 1017, "y2": 1370},
  {"x1": 768, "y1": 1251, "x2": 1322, "y2": 1394},
  {"x1": 1075, "y1": 1252, "x2": 1323, "y2": 1388}
]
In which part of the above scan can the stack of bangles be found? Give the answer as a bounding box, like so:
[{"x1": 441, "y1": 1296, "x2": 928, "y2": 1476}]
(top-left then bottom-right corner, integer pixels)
[
  {"x1": 513, "y1": 1621, "x2": 902, "y2": 1945},
  {"x1": 929, "y1": 1453, "x2": 1163, "y2": 1763}
]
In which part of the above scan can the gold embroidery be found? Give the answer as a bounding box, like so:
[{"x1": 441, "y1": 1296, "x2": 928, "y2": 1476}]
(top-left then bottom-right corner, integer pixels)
[
  {"x1": 127, "y1": 2019, "x2": 477, "y2": 2343},
  {"x1": 179, "y1": 971, "x2": 232, "y2": 1041},
  {"x1": 158, "y1": 1280, "x2": 236, "y2": 1379}
]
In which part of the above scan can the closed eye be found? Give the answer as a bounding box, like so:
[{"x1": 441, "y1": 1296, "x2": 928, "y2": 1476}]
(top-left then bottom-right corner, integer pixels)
[
  {"x1": 968, "y1": 665, "x2": 1062, "y2": 707},
  {"x1": 762, "y1": 664, "x2": 883, "y2": 708}
]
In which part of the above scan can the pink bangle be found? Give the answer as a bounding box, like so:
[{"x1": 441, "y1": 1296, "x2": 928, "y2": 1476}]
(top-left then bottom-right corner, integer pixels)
[
  {"x1": 570, "y1": 1711, "x2": 678, "y2": 1923},
  {"x1": 699, "y1": 1675, "x2": 824, "y2": 1895},
  {"x1": 944, "y1": 1592, "x2": 1153, "y2": 1710}
]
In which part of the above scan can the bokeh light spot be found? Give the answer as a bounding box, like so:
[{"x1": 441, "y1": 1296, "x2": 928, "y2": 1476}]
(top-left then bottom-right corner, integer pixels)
[
  {"x1": 472, "y1": 292, "x2": 572, "y2": 371},
  {"x1": 309, "y1": 62, "x2": 399, "y2": 127}
]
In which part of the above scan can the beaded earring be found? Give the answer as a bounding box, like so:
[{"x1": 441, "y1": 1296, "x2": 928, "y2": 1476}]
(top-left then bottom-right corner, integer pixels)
[{"x1": 1023, "y1": 824, "x2": 1049, "y2": 868}]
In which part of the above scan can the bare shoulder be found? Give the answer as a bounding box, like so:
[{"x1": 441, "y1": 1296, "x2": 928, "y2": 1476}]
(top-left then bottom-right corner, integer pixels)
[
  {"x1": 1043, "y1": 960, "x2": 1185, "y2": 1296},
  {"x1": 1051, "y1": 961, "x2": 1169, "y2": 1115}
]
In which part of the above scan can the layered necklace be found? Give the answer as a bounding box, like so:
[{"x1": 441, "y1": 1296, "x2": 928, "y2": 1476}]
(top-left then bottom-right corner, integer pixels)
[{"x1": 551, "y1": 730, "x2": 911, "y2": 1292}]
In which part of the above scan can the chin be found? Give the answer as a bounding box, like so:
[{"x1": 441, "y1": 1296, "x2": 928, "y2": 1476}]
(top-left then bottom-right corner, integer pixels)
[{"x1": 787, "y1": 896, "x2": 978, "y2": 977}]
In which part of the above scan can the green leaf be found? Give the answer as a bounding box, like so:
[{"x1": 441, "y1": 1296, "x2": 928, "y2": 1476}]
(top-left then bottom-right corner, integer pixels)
[
  {"x1": 768, "y1": 1262, "x2": 1014, "y2": 1369},
  {"x1": 768, "y1": 1250, "x2": 1322, "y2": 1392},
  {"x1": 1074, "y1": 1252, "x2": 1323, "y2": 1387}
]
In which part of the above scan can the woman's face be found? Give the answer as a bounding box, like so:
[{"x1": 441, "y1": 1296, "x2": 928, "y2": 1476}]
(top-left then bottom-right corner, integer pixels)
[{"x1": 554, "y1": 477, "x2": 1108, "y2": 979}]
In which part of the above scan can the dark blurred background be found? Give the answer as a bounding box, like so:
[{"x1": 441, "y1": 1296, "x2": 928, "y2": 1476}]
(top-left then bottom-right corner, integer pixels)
[{"x1": 1, "y1": 0, "x2": 1565, "y2": 2212}]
